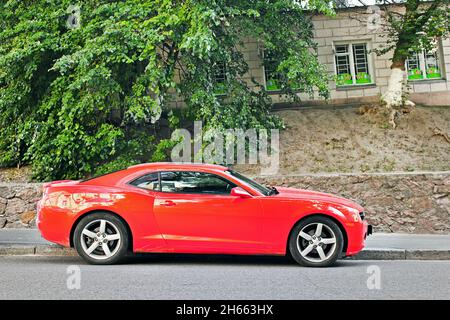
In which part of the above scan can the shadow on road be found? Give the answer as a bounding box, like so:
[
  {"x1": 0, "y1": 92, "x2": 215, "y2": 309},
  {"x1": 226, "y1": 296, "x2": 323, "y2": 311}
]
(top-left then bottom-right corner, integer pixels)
[
  {"x1": 123, "y1": 253, "x2": 359, "y2": 268},
  {"x1": 125, "y1": 253, "x2": 295, "y2": 266}
]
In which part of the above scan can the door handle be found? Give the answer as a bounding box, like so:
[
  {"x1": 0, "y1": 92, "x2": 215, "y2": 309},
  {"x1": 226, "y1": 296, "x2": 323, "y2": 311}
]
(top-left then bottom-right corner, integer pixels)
[{"x1": 160, "y1": 200, "x2": 176, "y2": 207}]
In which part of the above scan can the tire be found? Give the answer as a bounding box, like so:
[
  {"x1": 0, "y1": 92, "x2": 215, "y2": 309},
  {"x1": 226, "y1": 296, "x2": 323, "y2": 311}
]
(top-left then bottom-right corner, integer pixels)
[
  {"x1": 73, "y1": 212, "x2": 129, "y2": 265},
  {"x1": 289, "y1": 216, "x2": 343, "y2": 267}
]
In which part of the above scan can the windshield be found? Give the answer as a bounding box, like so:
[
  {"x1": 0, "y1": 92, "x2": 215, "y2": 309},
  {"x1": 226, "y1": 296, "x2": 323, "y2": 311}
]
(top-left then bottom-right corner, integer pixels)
[{"x1": 227, "y1": 170, "x2": 272, "y2": 196}]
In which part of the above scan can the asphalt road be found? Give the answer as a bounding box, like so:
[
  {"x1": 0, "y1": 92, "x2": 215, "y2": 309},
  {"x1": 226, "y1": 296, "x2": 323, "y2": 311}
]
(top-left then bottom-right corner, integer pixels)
[{"x1": 0, "y1": 255, "x2": 449, "y2": 299}]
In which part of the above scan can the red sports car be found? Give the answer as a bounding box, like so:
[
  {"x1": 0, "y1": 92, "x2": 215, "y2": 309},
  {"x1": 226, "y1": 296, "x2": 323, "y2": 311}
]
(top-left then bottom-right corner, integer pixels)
[{"x1": 37, "y1": 163, "x2": 372, "y2": 267}]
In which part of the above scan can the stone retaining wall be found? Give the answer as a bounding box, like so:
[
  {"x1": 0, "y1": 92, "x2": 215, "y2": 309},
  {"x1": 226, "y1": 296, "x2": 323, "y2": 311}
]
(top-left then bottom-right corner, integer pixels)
[
  {"x1": 0, "y1": 172, "x2": 449, "y2": 233},
  {"x1": 257, "y1": 172, "x2": 450, "y2": 234},
  {"x1": 0, "y1": 183, "x2": 41, "y2": 228}
]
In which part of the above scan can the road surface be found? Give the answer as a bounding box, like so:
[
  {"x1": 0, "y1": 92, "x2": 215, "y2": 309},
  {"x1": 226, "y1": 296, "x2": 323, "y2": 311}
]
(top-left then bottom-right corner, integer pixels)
[{"x1": 0, "y1": 255, "x2": 448, "y2": 299}]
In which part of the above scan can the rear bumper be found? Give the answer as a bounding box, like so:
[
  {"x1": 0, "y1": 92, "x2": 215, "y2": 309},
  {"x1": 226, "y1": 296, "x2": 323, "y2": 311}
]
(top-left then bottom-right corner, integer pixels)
[{"x1": 36, "y1": 204, "x2": 72, "y2": 247}]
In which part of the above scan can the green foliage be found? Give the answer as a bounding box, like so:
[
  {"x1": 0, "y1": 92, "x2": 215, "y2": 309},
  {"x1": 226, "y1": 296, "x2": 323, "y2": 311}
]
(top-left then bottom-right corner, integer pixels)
[
  {"x1": 0, "y1": 0, "x2": 332, "y2": 181},
  {"x1": 374, "y1": 0, "x2": 450, "y2": 64},
  {"x1": 150, "y1": 138, "x2": 181, "y2": 162}
]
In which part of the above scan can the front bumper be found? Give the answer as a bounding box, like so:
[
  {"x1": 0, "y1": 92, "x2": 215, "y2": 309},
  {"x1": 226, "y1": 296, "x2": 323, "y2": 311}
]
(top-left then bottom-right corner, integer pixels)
[{"x1": 345, "y1": 220, "x2": 372, "y2": 256}]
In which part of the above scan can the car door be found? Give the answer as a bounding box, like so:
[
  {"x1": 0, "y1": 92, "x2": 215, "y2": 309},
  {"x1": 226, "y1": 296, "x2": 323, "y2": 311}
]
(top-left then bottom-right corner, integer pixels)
[{"x1": 153, "y1": 171, "x2": 263, "y2": 253}]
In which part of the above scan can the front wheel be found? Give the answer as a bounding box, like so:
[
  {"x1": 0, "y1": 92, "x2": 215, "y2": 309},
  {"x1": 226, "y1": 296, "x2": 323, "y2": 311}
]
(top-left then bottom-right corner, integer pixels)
[
  {"x1": 289, "y1": 216, "x2": 343, "y2": 267},
  {"x1": 73, "y1": 212, "x2": 129, "y2": 265}
]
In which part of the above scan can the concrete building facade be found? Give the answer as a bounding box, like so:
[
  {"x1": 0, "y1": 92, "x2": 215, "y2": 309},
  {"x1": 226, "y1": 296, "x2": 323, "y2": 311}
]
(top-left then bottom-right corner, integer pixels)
[{"x1": 171, "y1": 6, "x2": 450, "y2": 108}]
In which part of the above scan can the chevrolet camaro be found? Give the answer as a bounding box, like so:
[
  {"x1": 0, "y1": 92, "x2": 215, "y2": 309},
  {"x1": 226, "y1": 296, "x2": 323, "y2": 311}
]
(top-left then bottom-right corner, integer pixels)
[{"x1": 37, "y1": 162, "x2": 372, "y2": 266}]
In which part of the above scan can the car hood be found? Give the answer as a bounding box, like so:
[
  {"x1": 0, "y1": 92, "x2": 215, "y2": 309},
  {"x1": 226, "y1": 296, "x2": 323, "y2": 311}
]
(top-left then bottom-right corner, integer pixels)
[{"x1": 272, "y1": 186, "x2": 364, "y2": 212}]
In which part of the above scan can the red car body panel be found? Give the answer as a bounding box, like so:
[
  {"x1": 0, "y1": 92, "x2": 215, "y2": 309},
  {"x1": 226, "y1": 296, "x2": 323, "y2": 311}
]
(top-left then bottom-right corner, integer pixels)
[{"x1": 37, "y1": 163, "x2": 369, "y2": 257}]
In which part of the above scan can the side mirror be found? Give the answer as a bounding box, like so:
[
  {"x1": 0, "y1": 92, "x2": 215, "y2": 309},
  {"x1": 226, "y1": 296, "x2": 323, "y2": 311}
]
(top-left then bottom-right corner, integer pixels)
[{"x1": 230, "y1": 187, "x2": 252, "y2": 198}]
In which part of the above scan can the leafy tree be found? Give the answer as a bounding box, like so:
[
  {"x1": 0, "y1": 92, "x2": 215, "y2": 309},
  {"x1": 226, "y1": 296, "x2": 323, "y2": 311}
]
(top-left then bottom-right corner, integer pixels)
[
  {"x1": 0, "y1": 0, "x2": 333, "y2": 181},
  {"x1": 371, "y1": 0, "x2": 449, "y2": 109}
]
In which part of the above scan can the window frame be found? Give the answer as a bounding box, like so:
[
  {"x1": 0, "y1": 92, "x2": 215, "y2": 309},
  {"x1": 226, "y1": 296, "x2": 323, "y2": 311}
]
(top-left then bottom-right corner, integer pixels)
[
  {"x1": 131, "y1": 170, "x2": 239, "y2": 196},
  {"x1": 212, "y1": 61, "x2": 228, "y2": 96},
  {"x1": 262, "y1": 49, "x2": 282, "y2": 92},
  {"x1": 128, "y1": 172, "x2": 161, "y2": 192},
  {"x1": 262, "y1": 49, "x2": 303, "y2": 92},
  {"x1": 406, "y1": 46, "x2": 444, "y2": 82},
  {"x1": 333, "y1": 41, "x2": 375, "y2": 87},
  {"x1": 226, "y1": 170, "x2": 271, "y2": 196}
]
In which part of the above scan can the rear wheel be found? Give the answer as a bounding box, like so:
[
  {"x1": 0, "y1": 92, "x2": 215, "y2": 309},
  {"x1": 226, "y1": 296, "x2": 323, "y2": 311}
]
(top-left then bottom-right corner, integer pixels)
[
  {"x1": 289, "y1": 216, "x2": 343, "y2": 267},
  {"x1": 73, "y1": 212, "x2": 129, "y2": 265}
]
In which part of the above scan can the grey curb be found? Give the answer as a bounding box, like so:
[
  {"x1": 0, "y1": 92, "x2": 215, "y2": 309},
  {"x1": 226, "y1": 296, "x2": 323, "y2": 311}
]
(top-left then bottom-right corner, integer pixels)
[
  {"x1": 0, "y1": 244, "x2": 449, "y2": 260},
  {"x1": 0, "y1": 245, "x2": 35, "y2": 256},
  {"x1": 0, "y1": 245, "x2": 76, "y2": 256},
  {"x1": 34, "y1": 244, "x2": 78, "y2": 256},
  {"x1": 350, "y1": 248, "x2": 450, "y2": 260},
  {"x1": 405, "y1": 249, "x2": 450, "y2": 260},
  {"x1": 349, "y1": 248, "x2": 406, "y2": 260}
]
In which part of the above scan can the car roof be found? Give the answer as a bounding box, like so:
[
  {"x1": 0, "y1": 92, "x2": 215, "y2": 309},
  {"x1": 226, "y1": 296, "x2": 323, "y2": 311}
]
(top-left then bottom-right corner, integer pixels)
[
  {"x1": 128, "y1": 162, "x2": 229, "y2": 171},
  {"x1": 80, "y1": 162, "x2": 230, "y2": 186}
]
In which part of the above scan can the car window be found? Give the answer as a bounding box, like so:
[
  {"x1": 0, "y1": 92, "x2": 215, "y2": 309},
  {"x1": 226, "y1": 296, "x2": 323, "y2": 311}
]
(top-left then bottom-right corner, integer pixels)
[
  {"x1": 129, "y1": 172, "x2": 159, "y2": 191},
  {"x1": 160, "y1": 171, "x2": 236, "y2": 195},
  {"x1": 227, "y1": 170, "x2": 271, "y2": 195}
]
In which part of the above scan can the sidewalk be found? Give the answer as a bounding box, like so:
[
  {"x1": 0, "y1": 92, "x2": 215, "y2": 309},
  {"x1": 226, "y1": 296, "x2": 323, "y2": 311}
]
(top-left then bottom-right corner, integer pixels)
[
  {"x1": 352, "y1": 233, "x2": 450, "y2": 260},
  {"x1": 0, "y1": 229, "x2": 449, "y2": 260}
]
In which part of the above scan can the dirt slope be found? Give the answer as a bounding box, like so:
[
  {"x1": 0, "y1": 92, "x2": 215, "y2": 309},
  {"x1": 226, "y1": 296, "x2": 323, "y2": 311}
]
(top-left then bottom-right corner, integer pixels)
[{"x1": 237, "y1": 105, "x2": 450, "y2": 175}]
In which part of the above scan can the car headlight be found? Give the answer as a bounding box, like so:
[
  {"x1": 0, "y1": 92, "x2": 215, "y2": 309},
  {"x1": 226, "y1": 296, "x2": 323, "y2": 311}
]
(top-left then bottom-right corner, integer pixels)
[
  {"x1": 351, "y1": 212, "x2": 360, "y2": 222},
  {"x1": 345, "y1": 206, "x2": 361, "y2": 222}
]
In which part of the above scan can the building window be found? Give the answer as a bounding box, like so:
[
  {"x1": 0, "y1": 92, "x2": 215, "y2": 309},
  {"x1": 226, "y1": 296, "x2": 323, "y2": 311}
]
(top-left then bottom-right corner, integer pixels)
[
  {"x1": 334, "y1": 43, "x2": 373, "y2": 86},
  {"x1": 263, "y1": 50, "x2": 282, "y2": 91},
  {"x1": 213, "y1": 61, "x2": 227, "y2": 95},
  {"x1": 406, "y1": 49, "x2": 442, "y2": 81},
  {"x1": 263, "y1": 50, "x2": 300, "y2": 91}
]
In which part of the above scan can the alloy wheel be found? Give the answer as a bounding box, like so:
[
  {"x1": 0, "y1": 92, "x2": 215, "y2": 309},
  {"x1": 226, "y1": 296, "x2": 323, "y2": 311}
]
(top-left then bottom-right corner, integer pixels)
[
  {"x1": 80, "y1": 219, "x2": 121, "y2": 260},
  {"x1": 296, "y1": 222, "x2": 337, "y2": 263}
]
